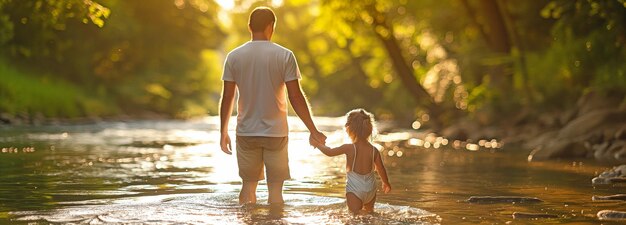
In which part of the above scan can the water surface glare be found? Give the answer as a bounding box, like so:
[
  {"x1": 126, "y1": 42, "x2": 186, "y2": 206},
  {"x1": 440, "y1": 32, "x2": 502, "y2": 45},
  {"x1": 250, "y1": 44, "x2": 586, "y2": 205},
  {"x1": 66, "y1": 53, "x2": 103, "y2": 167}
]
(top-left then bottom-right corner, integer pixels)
[{"x1": 1, "y1": 117, "x2": 625, "y2": 224}]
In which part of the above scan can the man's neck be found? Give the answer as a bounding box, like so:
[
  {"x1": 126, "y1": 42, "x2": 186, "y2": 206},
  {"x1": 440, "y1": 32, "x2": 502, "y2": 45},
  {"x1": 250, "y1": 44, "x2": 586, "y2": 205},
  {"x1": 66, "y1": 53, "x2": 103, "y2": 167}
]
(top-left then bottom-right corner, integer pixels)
[{"x1": 251, "y1": 32, "x2": 270, "y2": 41}]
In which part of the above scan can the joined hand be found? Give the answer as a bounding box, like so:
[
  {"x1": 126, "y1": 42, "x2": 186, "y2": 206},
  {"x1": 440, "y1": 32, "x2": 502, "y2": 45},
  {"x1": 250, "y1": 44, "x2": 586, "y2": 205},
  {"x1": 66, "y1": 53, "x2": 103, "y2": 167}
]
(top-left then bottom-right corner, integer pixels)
[{"x1": 309, "y1": 131, "x2": 327, "y2": 148}]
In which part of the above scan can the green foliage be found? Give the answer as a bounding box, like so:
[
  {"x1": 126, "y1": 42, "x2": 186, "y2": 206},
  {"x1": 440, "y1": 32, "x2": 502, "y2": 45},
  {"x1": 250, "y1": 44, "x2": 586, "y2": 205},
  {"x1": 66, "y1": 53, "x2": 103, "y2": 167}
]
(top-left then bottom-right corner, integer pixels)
[
  {"x1": 0, "y1": 0, "x2": 109, "y2": 59},
  {"x1": 0, "y1": 13, "x2": 12, "y2": 45},
  {"x1": 216, "y1": 0, "x2": 626, "y2": 124},
  {"x1": 0, "y1": 59, "x2": 116, "y2": 117},
  {"x1": 0, "y1": 0, "x2": 225, "y2": 118},
  {"x1": 89, "y1": 0, "x2": 225, "y2": 117},
  {"x1": 521, "y1": 0, "x2": 626, "y2": 107},
  {"x1": 0, "y1": 0, "x2": 624, "y2": 123}
]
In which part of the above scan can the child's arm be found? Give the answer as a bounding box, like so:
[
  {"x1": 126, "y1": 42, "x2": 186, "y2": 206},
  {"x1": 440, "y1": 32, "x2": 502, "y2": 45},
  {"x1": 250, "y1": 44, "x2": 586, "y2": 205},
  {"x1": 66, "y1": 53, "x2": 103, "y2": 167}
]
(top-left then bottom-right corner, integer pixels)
[
  {"x1": 312, "y1": 141, "x2": 347, "y2": 157},
  {"x1": 374, "y1": 149, "x2": 392, "y2": 193}
]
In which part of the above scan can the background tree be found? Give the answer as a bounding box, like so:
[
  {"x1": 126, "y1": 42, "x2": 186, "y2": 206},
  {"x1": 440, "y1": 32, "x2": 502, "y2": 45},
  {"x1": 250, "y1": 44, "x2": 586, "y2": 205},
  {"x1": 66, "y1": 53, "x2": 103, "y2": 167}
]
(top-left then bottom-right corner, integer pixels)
[{"x1": 0, "y1": 0, "x2": 226, "y2": 118}]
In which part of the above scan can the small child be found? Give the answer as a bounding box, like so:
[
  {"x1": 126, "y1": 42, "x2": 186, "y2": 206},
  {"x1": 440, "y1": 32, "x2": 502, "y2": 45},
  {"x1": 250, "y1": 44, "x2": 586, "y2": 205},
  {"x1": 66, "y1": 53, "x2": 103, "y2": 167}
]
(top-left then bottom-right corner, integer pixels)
[{"x1": 311, "y1": 109, "x2": 391, "y2": 214}]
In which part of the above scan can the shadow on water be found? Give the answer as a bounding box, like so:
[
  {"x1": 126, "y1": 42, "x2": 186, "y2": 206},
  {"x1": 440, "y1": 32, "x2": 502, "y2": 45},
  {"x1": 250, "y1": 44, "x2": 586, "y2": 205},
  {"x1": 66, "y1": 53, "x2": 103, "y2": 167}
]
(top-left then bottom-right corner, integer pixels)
[{"x1": 0, "y1": 117, "x2": 625, "y2": 224}]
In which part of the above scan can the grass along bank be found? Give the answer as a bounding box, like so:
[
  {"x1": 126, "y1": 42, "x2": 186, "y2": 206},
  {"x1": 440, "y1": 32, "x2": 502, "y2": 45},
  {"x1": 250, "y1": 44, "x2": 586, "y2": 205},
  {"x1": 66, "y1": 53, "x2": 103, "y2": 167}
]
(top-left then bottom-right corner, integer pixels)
[{"x1": 0, "y1": 60, "x2": 117, "y2": 122}]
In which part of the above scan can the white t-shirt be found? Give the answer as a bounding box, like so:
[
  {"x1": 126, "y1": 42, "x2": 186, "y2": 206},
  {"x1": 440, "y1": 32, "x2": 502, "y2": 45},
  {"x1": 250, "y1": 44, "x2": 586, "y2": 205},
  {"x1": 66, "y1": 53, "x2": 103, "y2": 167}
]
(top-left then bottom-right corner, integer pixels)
[{"x1": 222, "y1": 40, "x2": 302, "y2": 137}]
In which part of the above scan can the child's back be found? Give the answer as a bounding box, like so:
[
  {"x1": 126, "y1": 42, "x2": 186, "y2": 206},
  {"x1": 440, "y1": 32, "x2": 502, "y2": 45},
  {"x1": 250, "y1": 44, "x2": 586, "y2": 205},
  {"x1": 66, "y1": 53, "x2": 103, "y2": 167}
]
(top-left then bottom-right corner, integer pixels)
[
  {"x1": 312, "y1": 109, "x2": 391, "y2": 214},
  {"x1": 345, "y1": 142, "x2": 378, "y2": 210},
  {"x1": 346, "y1": 142, "x2": 376, "y2": 175}
]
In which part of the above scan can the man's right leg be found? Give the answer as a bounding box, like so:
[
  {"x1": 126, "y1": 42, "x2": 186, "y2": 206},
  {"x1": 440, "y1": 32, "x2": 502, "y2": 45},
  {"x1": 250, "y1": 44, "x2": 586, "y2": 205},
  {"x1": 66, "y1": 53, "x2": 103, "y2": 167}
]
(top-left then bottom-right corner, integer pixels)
[{"x1": 236, "y1": 136, "x2": 265, "y2": 205}]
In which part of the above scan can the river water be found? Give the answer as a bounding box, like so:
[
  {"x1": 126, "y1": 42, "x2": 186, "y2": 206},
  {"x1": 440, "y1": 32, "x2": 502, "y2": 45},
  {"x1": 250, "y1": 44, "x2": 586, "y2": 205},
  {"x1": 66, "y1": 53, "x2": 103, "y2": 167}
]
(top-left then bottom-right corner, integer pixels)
[{"x1": 0, "y1": 117, "x2": 625, "y2": 224}]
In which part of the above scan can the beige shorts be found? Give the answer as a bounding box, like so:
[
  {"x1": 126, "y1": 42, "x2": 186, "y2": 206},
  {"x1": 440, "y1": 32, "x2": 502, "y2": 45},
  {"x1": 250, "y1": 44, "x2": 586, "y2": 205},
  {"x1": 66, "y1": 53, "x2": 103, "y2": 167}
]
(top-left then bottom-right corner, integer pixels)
[{"x1": 236, "y1": 136, "x2": 290, "y2": 182}]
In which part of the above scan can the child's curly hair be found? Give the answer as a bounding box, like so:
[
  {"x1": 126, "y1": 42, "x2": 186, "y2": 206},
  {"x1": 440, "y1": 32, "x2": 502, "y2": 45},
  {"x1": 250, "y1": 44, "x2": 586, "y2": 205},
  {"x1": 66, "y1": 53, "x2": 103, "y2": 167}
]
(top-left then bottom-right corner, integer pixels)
[{"x1": 345, "y1": 108, "x2": 376, "y2": 142}]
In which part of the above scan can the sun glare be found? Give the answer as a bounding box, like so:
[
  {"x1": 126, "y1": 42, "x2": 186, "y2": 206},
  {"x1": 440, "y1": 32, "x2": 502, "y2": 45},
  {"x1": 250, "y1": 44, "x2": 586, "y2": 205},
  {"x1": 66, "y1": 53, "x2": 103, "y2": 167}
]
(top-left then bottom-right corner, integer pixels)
[
  {"x1": 271, "y1": 0, "x2": 284, "y2": 8},
  {"x1": 214, "y1": 0, "x2": 286, "y2": 27},
  {"x1": 214, "y1": 0, "x2": 235, "y2": 11}
]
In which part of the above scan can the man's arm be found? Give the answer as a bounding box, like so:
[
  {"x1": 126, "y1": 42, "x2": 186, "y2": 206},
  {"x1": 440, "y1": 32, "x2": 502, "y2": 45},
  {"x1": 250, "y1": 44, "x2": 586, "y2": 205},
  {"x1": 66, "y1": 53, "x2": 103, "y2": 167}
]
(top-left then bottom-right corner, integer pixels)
[
  {"x1": 285, "y1": 80, "x2": 326, "y2": 144},
  {"x1": 219, "y1": 81, "x2": 237, "y2": 155}
]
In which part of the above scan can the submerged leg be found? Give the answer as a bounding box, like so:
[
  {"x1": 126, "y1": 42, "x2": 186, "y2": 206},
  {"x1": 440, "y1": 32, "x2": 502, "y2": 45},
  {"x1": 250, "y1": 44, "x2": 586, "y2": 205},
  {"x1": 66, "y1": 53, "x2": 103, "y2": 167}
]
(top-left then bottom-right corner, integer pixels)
[
  {"x1": 346, "y1": 192, "x2": 363, "y2": 214},
  {"x1": 268, "y1": 200, "x2": 285, "y2": 219},
  {"x1": 240, "y1": 181, "x2": 258, "y2": 205},
  {"x1": 267, "y1": 181, "x2": 285, "y2": 204},
  {"x1": 362, "y1": 195, "x2": 376, "y2": 213}
]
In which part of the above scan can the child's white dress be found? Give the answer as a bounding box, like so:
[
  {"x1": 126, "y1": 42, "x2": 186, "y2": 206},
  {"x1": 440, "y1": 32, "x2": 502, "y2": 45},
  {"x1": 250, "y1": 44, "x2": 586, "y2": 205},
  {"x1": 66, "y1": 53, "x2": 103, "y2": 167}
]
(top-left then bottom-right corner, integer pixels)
[{"x1": 345, "y1": 144, "x2": 377, "y2": 204}]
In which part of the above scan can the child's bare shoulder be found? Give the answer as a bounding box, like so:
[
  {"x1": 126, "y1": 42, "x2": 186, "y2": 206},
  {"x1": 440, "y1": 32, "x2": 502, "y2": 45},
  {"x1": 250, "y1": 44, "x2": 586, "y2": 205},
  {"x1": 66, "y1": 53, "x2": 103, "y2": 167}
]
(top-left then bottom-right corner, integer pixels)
[{"x1": 336, "y1": 144, "x2": 352, "y2": 153}]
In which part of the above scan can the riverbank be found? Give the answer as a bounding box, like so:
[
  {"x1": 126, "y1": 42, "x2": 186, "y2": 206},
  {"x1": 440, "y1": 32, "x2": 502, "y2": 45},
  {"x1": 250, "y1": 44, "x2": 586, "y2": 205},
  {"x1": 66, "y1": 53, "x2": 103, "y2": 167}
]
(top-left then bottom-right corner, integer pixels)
[
  {"x1": 438, "y1": 90, "x2": 626, "y2": 163},
  {"x1": 3, "y1": 61, "x2": 625, "y2": 164},
  {"x1": 0, "y1": 59, "x2": 219, "y2": 124}
]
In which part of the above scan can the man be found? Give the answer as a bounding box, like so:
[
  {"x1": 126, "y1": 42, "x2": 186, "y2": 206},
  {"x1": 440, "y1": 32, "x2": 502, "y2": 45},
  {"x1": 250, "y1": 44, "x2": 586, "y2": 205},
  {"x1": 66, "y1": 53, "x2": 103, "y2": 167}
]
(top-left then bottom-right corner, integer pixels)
[{"x1": 219, "y1": 6, "x2": 327, "y2": 205}]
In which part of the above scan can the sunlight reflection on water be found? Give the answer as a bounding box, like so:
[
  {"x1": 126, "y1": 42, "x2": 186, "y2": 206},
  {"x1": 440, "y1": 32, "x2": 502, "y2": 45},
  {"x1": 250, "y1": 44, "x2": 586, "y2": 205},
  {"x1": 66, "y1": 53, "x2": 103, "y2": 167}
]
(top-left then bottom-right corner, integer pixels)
[
  {"x1": 1, "y1": 116, "x2": 442, "y2": 224},
  {"x1": 1, "y1": 116, "x2": 624, "y2": 224},
  {"x1": 13, "y1": 193, "x2": 440, "y2": 224}
]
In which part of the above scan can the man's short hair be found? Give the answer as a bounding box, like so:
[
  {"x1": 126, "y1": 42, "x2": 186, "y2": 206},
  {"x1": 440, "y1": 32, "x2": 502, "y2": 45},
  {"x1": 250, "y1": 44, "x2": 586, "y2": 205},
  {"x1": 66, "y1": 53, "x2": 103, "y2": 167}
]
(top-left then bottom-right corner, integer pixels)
[{"x1": 249, "y1": 7, "x2": 276, "y2": 32}]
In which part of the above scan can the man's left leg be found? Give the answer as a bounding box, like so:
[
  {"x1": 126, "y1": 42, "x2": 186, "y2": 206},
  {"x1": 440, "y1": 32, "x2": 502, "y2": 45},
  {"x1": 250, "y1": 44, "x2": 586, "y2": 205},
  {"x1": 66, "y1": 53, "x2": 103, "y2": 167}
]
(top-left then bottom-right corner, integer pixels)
[
  {"x1": 267, "y1": 181, "x2": 284, "y2": 204},
  {"x1": 263, "y1": 137, "x2": 290, "y2": 204}
]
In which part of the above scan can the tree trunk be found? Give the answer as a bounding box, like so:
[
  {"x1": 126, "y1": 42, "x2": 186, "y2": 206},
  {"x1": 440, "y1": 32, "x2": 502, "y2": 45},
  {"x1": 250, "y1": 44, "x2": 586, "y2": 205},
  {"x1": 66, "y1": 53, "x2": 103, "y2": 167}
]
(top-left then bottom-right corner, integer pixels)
[
  {"x1": 476, "y1": 0, "x2": 511, "y2": 53},
  {"x1": 362, "y1": 3, "x2": 457, "y2": 128},
  {"x1": 364, "y1": 4, "x2": 436, "y2": 108},
  {"x1": 497, "y1": 0, "x2": 535, "y2": 103},
  {"x1": 460, "y1": 0, "x2": 490, "y2": 48},
  {"x1": 460, "y1": 0, "x2": 515, "y2": 111}
]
